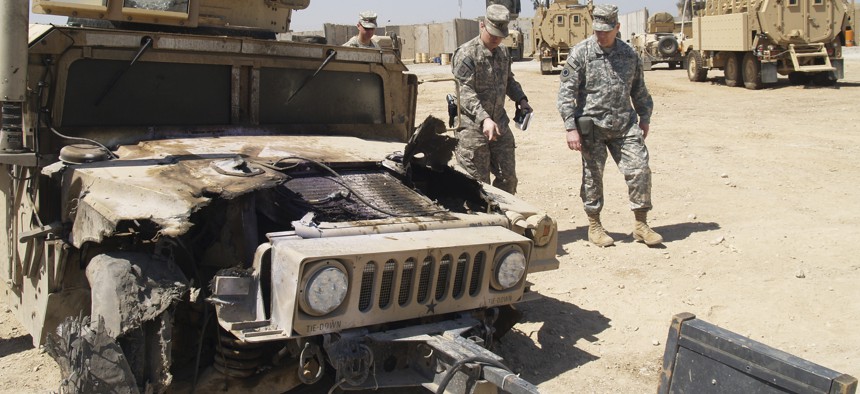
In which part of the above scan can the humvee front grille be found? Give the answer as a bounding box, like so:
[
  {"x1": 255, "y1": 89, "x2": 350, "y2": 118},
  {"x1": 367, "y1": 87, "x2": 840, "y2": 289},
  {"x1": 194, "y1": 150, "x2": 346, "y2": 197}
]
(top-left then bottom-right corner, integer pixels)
[
  {"x1": 357, "y1": 252, "x2": 487, "y2": 315},
  {"x1": 270, "y1": 226, "x2": 532, "y2": 337}
]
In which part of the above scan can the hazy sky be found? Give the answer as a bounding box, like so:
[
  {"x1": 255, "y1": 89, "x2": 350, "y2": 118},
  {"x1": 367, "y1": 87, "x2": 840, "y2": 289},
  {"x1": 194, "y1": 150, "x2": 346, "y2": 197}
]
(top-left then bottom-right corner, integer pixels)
[
  {"x1": 29, "y1": 0, "x2": 683, "y2": 32},
  {"x1": 289, "y1": 0, "x2": 682, "y2": 32}
]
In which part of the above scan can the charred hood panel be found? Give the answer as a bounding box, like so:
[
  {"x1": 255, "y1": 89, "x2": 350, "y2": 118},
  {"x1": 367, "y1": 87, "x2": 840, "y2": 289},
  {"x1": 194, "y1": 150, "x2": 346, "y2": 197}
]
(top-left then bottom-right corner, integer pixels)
[{"x1": 59, "y1": 136, "x2": 405, "y2": 247}]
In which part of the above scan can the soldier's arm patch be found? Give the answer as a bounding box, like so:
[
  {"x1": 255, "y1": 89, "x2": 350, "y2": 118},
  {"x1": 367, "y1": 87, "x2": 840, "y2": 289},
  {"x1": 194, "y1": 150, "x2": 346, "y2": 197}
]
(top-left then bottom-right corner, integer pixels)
[
  {"x1": 560, "y1": 63, "x2": 573, "y2": 82},
  {"x1": 454, "y1": 56, "x2": 476, "y2": 80}
]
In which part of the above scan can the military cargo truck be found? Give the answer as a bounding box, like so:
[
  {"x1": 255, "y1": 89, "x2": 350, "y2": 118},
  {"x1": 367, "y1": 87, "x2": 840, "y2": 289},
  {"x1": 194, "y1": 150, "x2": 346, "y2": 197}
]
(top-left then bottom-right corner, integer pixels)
[
  {"x1": 630, "y1": 12, "x2": 685, "y2": 70},
  {"x1": 532, "y1": 0, "x2": 594, "y2": 74},
  {"x1": 683, "y1": 0, "x2": 849, "y2": 89},
  {"x1": 0, "y1": 0, "x2": 559, "y2": 392}
]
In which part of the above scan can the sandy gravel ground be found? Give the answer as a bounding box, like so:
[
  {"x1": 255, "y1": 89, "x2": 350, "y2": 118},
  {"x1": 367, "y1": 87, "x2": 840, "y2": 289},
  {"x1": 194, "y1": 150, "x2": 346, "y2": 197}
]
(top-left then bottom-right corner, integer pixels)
[{"x1": 3, "y1": 47, "x2": 860, "y2": 393}]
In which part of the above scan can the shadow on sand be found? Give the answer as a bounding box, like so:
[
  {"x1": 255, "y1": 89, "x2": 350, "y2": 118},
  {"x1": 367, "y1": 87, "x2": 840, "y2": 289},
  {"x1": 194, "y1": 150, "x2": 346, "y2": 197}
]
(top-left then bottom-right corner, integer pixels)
[{"x1": 494, "y1": 296, "x2": 610, "y2": 385}]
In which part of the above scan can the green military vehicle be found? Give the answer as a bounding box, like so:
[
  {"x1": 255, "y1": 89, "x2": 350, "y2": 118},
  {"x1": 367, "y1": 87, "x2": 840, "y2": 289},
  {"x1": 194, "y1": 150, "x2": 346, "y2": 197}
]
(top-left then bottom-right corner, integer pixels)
[
  {"x1": 0, "y1": 0, "x2": 559, "y2": 392},
  {"x1": 532, "y1": 0, "x2": 594, "y2": 74},
  {"x1": 683, "y1": 0, "x2": 850, "y2": 88}
]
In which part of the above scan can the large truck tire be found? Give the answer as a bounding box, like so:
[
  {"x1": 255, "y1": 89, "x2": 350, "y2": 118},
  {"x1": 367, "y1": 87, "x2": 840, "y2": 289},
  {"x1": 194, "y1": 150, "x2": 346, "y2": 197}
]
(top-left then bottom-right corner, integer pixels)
[
  {"x1": 742, "y1": 52, "x2": 763, "y2": 90},
  {"x1": 724, "y1": 52, "x2": 743, "y2": 87},
  {"x1": 686, "y1": 51, "x2": 707, "y2": 82}
]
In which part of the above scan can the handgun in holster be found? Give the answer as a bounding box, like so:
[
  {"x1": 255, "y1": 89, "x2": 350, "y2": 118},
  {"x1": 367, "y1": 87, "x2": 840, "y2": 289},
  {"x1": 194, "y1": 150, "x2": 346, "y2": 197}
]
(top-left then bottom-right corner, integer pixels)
[
  {"x1": 446, "y1": 94, "x2": 457, "y2": 128},
  {"x1": 575, "y1": 116, "x2": 594, "y2": 143}
]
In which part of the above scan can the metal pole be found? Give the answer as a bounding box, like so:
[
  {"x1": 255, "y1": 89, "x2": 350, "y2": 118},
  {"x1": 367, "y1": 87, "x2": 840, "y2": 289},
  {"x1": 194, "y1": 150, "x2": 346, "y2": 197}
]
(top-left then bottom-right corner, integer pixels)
[{"x1": 0, "y1": 0, "x2": 29, "y2": 152}]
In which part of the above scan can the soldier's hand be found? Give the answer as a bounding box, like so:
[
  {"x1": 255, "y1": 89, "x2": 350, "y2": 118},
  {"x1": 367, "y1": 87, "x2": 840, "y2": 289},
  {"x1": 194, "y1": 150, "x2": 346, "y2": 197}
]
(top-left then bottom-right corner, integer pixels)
[
  {"x1": 519, "y1": 99, "x2": 533, "y2": 114},
  {"x1": 482, "y1": 118, "x2": 501, "y2": 141},
  {"x1": 640, "y1": 122, "x2": 650, "y2": 139},
  {"x1": 566, "y1": 129, "x2": 581, "y2": 151}
]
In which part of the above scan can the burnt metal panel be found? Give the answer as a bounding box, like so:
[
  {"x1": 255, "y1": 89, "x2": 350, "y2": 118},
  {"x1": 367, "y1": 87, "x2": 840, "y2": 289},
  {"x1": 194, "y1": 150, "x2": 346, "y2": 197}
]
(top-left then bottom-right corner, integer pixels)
[
  {"x1": 659, "y1": 313, "x2": 858, "y2": 394},
  {"x1": 280, "y1": 169, "x2": 441, "y2": 221}
]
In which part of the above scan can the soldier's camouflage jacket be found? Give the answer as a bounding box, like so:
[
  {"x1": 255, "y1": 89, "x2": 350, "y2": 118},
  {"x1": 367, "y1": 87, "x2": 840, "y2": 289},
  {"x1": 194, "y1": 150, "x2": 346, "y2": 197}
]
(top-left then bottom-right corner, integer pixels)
[
  {"x1": 452, "y1": 36, "x2": 527, "y2": 131},
  {"x1": 557, "y1": 36, "x2": 653, "y2": 131}
]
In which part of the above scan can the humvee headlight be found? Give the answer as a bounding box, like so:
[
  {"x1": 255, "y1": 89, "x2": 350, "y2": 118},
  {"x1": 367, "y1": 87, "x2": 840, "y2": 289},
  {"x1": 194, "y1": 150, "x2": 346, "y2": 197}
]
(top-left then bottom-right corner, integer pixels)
[
  {"x1": 300, "y1": 261, "x2": 348, "y2": 316},
  {"x1": 491, "y1": 245, "x2": 526, "y2": 290}
]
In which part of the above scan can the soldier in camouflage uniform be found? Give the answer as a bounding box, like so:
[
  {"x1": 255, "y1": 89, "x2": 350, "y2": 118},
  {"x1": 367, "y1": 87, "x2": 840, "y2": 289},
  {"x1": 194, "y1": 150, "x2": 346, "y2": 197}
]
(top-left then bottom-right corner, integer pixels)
[
  {"x1": 343, "y1": 11, "x2": 379, "y2": 49},
  {"x1": 451, "y1": 4, "x2": 532, "y2": 194},
  {"x1": 556, "y1": 4, "x2": 663, "y2": 247}
]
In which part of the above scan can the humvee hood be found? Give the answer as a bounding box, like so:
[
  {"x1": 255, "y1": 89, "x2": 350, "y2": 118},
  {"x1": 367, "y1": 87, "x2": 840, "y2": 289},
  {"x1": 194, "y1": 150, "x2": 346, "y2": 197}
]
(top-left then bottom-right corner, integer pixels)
[{"x1": 59, "y1": 136, "x2": 404, "y2": 247}]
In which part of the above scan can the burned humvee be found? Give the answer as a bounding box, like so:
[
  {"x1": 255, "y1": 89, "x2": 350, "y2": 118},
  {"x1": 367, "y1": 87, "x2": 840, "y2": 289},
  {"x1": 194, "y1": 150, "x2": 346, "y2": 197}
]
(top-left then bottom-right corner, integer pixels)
[{"x1": 0, "y1": 0, "x2": 558, "y2": 393}]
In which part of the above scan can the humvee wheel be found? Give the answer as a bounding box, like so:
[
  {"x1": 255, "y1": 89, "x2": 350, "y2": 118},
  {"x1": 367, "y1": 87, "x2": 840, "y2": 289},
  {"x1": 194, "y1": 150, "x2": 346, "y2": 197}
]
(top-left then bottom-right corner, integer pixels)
[
  {"x1": 724, "y1": 52, "x2": 743, "y2": 87},
  {"x1": 788, "y1": 72, "x2": 811, "y2": 85},
  {"x1": 812, "y1": 71, "x2": 837, "y2": 86},
  {"x1": 510, "y1": 48, "x2": 522, "y2": 61},
  {"x1": 742, "y1": 52, "x2": 763, "y2": 90},
  {"x1": 686, "y1": 51, "x2": 707, "y2": 82}
]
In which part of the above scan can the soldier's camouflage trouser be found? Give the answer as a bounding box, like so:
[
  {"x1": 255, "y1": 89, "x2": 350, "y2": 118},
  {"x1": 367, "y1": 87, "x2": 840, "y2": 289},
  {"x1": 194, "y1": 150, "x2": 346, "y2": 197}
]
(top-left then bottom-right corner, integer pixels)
[
  {"x1": 580, "y1": 122, "x2": 652, "y2": 215},
  {"x1": 455, "y1": 126, "x2": 518, "y2": 194}
]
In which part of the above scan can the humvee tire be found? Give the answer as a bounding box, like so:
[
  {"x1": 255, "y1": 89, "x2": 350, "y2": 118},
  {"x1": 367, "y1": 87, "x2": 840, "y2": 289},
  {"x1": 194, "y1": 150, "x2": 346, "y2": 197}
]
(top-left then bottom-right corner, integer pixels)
[
  {"x1": 686, "y1": 51, "x2": 707, "y2": 82},
  {"x1": 742, "y1": 52, "x2": 763, "y2": 90},
  {"x1": 788, "y1": 72, "x2": 811, "y2": 85},
  {"x1": 724, "y1": 52, "x2": 743, "y2": 87},
  {"x1": 812, "y1": 71, "x2": 837, "y2": 86},
  {"x1": 511, "y1": 48, "x2": 522, "y2": 61}
]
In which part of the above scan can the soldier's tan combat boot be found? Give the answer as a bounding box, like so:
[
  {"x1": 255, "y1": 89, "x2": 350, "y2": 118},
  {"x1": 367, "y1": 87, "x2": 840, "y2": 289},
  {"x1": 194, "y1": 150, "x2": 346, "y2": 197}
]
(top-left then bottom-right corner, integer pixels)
[
  {"x1": 587, "y1": 214, "x2": 614, "y2": 247},
  {"x1": 633, "y1": 210, "x2": 663, "y2": 246}
]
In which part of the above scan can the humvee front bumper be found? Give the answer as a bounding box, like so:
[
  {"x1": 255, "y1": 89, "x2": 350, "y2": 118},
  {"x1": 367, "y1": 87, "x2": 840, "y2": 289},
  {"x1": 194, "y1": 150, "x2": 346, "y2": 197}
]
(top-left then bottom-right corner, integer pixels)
[{"x1": 212, "y1": 226, "x2": 537, "y2": 342}]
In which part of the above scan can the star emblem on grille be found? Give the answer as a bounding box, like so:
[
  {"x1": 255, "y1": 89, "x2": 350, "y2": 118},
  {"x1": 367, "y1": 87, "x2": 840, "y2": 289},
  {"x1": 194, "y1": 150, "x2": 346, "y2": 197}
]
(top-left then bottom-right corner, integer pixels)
[{"x1": 425, "y1": 300, "x2": 437, "y2": 314}]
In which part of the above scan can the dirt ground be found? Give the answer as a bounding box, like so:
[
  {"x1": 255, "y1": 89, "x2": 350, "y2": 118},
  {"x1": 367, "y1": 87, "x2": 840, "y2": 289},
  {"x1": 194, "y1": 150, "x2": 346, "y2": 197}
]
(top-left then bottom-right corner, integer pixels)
[{"x1": 2, "y1": 48, "x2": 860, "y2": 393}]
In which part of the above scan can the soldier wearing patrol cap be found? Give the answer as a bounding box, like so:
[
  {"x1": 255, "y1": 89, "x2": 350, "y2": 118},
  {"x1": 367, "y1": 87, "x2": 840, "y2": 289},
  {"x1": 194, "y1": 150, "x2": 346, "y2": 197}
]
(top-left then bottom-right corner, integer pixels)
[
  {"x1": 556, "y1": 4, "x2": 663, "y2": 247},
  {"x1": 343, "y1": 11, "x2": 379, "y2": 49},
  {"x1": 450, "y1": 4, "x2": 533, "y2": 194}
]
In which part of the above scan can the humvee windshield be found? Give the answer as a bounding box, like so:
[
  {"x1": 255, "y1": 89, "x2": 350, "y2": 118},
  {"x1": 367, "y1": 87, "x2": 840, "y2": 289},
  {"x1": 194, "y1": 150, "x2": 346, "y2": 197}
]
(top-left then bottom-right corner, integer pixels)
[{"x1": 62, "y1": 59, "x2": 384, "y2": 127}]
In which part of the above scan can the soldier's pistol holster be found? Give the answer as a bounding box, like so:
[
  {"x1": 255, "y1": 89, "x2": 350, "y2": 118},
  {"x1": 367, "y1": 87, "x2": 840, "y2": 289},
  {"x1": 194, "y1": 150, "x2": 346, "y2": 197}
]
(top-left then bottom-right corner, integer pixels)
[{"x1": 575, "y1": 116, "x2": 594, "y2": 136}]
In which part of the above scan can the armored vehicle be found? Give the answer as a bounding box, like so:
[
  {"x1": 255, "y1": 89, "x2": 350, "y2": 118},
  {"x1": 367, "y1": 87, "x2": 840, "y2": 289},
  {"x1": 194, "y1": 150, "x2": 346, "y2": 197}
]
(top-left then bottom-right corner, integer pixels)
[
  {"x1": 630, "y1": 12, "x2": 684, "y2": 70},
  {"x1": 683, "y1": 0, "x2": 849, "y2": 89},
  {"x1": 488, "y1": 0, "x2": 526, "y2": 60},
  {"x1": 0, "y1": 0, "x2": 558, "y2": 392},
  {"x1": 532, "y1": 0, "x2": 594, "y2": 74},
  {"x1": 503, "y1": 26, "x2": 526, "y2": 61}
]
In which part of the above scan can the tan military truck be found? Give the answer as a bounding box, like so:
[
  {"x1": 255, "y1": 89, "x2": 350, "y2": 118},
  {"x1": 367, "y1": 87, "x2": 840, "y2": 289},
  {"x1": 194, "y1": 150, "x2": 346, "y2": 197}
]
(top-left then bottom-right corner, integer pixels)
[
  {"x1": 683, "y1": 0, "x2": 850, "y2": 89},
  {"x1": 630, "y1": 12, "x2": 685, "y2": 70},
  {"x1": 503, "y1": 26, "x2": 526, "y2": 61},
  {"x1": 0, "y1": 0, "x2": 558, "y2": 392},
  {"x1": 532, "y1": 0, "x2": 594, "y2": 74}
]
